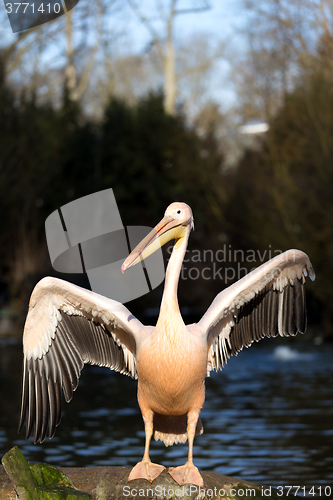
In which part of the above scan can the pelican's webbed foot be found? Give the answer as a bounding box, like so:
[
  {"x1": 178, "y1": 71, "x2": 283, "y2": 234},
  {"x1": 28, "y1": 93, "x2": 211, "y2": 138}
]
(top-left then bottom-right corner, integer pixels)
[
  {"x1": 168, "y1": 461, "x2": 204, "y2": 486},
  {"x1": 128, "y1": 459, "x2": 165, "y2": 483}
]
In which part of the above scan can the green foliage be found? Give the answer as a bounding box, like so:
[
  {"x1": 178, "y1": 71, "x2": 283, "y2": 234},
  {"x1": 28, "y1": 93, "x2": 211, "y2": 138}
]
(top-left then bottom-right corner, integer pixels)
[
  {"x1": 226, "y1": 66, "x2": 333, "y2": 333},
  {"x1": 0, "y1": 78, "x2": 224, "y2": 312},
  {"x1": 1, "y1": 51, "x2": 331, "y2": 331},
  {"x1": 0, "y1": 65, "x2": 97, "y2": 305},
  {"x1": 100, "y1": 92, "x2": 224, "y2": 233}
]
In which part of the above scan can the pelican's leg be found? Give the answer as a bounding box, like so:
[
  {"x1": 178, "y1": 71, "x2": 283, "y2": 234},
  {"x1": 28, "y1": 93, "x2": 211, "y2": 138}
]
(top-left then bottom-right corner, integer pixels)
[
  {"x1": 128, "y1": 410, "x2": 165, "y2": 482},
  {"x1": 168, "y1": 411, "x2": 204, "y2": 487}
]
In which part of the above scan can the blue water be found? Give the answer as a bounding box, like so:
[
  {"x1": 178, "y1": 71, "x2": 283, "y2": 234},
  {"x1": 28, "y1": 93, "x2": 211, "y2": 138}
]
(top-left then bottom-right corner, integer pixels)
[{"x1": 0, "y1": 337, "x2": 332, "y2": 492}]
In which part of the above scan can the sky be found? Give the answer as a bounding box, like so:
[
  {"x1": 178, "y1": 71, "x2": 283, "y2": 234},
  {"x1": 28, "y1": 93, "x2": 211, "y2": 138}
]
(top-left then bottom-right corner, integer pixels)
[
  {"x1": 1, "y1": 0, "x2": 246, "y2": 46},
  {"x1": 113, "y1": 0, "x2": 248, "y2": 109},
  {"x1": 0, "y1": 0, "x2": 249, "y2": 110},
  {"x1": 120, "y1": 0, "x2": 245, "y2": 41}
]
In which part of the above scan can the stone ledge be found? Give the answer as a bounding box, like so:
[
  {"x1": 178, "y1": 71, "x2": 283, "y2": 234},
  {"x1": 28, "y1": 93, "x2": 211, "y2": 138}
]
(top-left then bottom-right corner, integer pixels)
[{"x1": 0, "y1": 447, "x2": 286, "y2": 500}]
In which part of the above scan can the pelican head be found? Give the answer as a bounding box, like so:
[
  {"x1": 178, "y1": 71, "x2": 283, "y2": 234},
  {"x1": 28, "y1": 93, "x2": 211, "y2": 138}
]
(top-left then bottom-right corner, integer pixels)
[{"x1": 121, "y1": 202, "x2": 193, "y2": 273}]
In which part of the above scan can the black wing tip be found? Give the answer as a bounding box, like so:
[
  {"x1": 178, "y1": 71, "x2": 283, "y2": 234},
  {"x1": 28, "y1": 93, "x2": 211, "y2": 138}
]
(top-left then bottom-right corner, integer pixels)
[
  {"x1": 227, "y1": 279, "x2": 308, "y2": 357},
  {"x1": 17, "y1": 419, "x2": 25, "y2": 435}
]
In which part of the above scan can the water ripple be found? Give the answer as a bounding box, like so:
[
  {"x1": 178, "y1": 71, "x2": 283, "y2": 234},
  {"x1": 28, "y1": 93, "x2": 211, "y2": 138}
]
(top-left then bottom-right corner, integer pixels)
[{"x1": 0, "y1": 341, "x2": 332, "y2": 488}]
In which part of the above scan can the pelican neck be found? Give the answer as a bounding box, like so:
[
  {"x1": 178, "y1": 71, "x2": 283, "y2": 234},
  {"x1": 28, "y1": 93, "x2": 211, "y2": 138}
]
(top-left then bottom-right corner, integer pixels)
[{"x1": 157, "y1": 228, "x2": 190, "y2": 321}]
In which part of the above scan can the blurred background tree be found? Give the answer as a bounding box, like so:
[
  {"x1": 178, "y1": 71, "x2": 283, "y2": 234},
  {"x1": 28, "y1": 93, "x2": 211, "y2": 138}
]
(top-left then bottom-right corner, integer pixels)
[{"x1": 0, "y1": 0, "x2": 331, "y2": 337}]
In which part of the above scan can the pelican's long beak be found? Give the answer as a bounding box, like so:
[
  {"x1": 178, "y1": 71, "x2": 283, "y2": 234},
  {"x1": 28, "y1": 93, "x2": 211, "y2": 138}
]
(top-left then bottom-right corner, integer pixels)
[{"x1": 121, "y1": 215, "x2": 184, "y2": 273}]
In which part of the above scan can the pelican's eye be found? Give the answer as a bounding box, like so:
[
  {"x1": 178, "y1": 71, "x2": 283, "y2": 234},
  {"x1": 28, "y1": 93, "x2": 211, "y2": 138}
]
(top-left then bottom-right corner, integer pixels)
[{"x1": 176, "y1": 209, "x2": 182, "y2": 216}]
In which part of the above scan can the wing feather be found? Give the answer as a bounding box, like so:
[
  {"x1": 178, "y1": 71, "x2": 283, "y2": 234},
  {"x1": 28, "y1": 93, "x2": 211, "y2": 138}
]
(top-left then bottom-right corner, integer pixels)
[
  {"x1": 198, "y1": 250, "x2": 315, "y2": 375},
  {"x1": 19, "y1": 277, "x2": 149, "y2": 443},
  {"x1": 40, "y1": 368, "x2": 49, "y2": 443},
  {"x1": 34, "y1": 363, "x2": 43, "y2": 443},
  {"x1": 26, "y1": 366, "x2": 35, "y2": 439}
]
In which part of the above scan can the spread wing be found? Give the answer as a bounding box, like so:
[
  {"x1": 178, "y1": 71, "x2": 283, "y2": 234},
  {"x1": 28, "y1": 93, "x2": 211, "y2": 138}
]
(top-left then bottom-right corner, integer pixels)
[
  {"x1": 18, "y1": 277, "x2": 148, "y2": 443},
  {"x1": 196, "y1": 250, "x2": 315, "y2": 374}
]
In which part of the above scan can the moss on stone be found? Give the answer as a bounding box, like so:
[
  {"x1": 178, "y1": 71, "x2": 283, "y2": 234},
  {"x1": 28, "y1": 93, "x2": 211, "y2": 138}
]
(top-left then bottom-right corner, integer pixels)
[
  {"x1": 30, "y1": 462, "x2": 76, "y2": 488},
  {"x1": 34, "y1": 485, "x2": 91, "y2": 500},
  {"x1": 1, "y1": 447, "x2": 91, "y2": 500}
]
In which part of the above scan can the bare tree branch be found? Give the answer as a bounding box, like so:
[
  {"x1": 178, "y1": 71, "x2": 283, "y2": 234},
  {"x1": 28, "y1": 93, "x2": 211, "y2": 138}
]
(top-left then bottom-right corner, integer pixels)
[
  {"x1": 127, "y1": 0, "x2": 164, "y2": 60},
  {"x1": 126, "y1": 0, "x2": 213, "y2": 114}
]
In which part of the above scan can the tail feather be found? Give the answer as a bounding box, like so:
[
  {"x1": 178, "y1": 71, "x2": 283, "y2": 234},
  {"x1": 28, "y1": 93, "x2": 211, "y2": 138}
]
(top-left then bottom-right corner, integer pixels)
[{"x1": 153, "y1": 413, "x2": 203, "y2": 447}]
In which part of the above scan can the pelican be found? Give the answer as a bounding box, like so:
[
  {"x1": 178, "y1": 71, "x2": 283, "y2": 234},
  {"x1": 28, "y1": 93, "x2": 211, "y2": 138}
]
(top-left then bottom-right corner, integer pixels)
[{"x1": 18, "y1": 202, "x2": 315, "y2": 487}]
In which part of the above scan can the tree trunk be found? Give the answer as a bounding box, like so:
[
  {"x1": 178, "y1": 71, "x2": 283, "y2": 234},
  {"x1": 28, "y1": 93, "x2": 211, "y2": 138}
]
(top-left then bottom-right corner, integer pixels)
[{"x1": 163, "y1": 18, "x2": 176, "y2": 115}]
